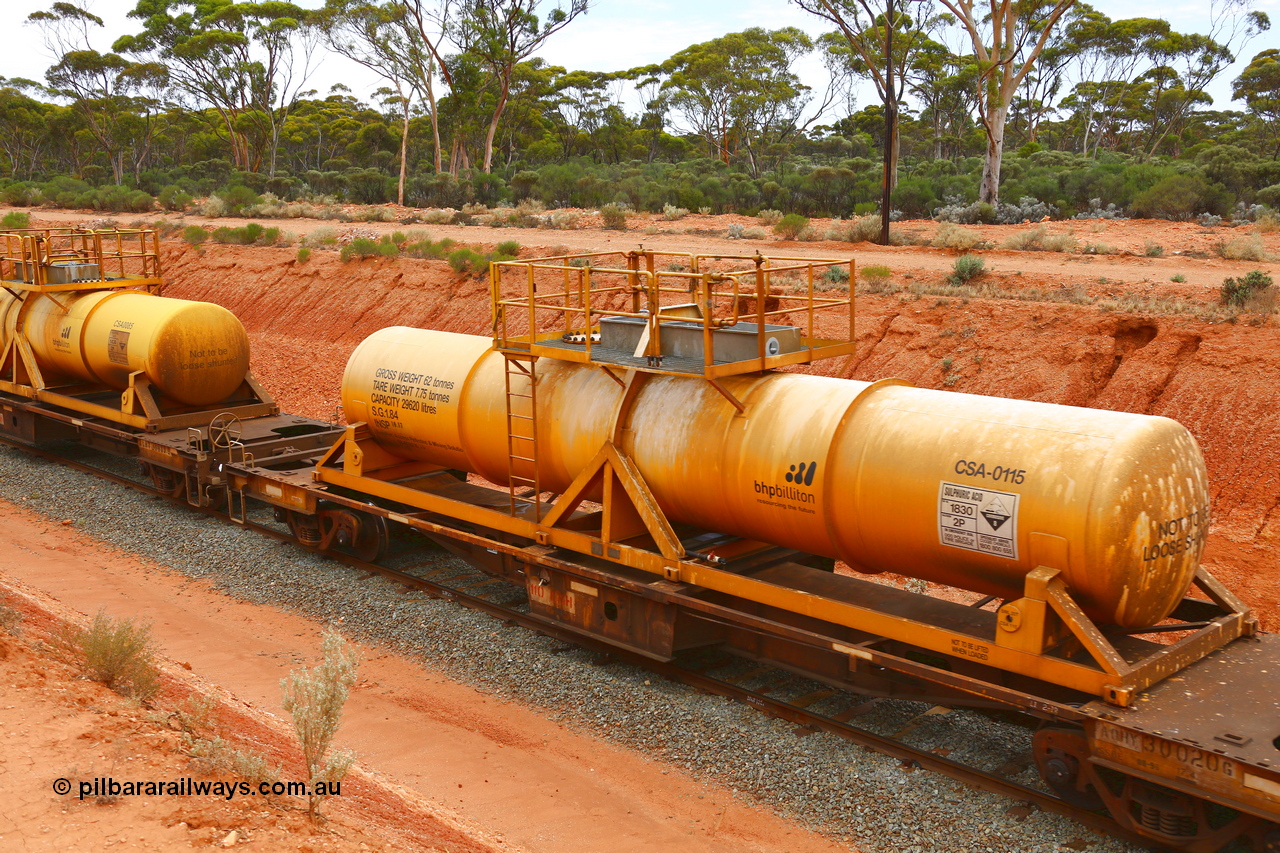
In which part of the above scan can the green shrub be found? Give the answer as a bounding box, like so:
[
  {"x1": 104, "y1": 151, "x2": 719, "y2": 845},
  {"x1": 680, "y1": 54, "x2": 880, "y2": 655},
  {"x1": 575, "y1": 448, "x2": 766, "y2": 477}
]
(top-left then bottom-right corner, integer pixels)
[
  {"x1": 339, "y1": 237, "x2": 382, "y2": 262},
  {"x1": 1144, "y1": 241, "x2": 1165, "y2": 257},
  {"x1": 1130, "y1": 174, "x2": 1230, "y2": 220},
  {"x1": 774, "y1": 213, "x2": 809, "y2": 240},
  {"x1": 1171, "y1": 273, "x2": 1186, "y2": 283},
  {"x1": 1, "y1": 211, "x2": 31, "y2": 229},
  {"x1": 158, "y1": 185, "x2": 193, "y2": 211},
  {"x1": 296, "y1": 247, "x2": 311, "y2": 263},
  {"x1": 71, "y1": 608, "x2": 161, "y2": 701},
  {"x1": 949, "y1": 254, "x2": 985, "y2": 285},
  {"x1": 182, "y1": 225, "x2": 207, "y2": 245},
  {"x1": 448, "y1": 247, "x2": 487, "y2": 273},
  {"x1": 495, "y1": 239, "x2": 521, "y2": 257},
  {"x1": 859, "y1": 264, "x2": 892, "y2": 287},
  {"x1": 402, "y1": 236, "x2": 456, "y2": 259},
  {"x1": 600, "y1": 203, "x2": 628, "y2": 230},
  {"x1": 1258, "y1": 185, "x2": 1280, "y2": 209},
  {"x1": 1, "y1": 183, "x2": 43, "y2": 206},
  {"x1": 217, "y1": 185, "x2": 262, "y2": 215},
  {"x1": 817, "y1": 265, "x2": 850, "y2": 292},
  {"x1": 1220, "y1": 269, "x2": 1275, "y2": 307},
  {"x1": 210, "y1": 222, "x2": 271, "y2": 245}
]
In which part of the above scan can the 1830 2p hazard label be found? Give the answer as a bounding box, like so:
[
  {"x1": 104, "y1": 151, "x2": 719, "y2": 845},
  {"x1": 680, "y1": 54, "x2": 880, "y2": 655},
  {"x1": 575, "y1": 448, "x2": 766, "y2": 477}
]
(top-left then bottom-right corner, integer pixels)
[{"x1": 938, "y1": 481, "x2": 1019, "y2": 559}]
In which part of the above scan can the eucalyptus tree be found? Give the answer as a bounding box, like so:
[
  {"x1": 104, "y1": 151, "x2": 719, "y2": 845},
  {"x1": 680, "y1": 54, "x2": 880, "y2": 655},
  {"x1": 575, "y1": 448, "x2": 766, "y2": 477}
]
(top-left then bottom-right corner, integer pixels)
[
  {"x1": 1057, "y1": 11, "x2": 1170, "y2": 157},
  {"x1": 1233, "y1": 49, "x2": 1280, "y2": 157},
  {"x1": 660, "y1": 27, "x2": 822, "y2": 177},
  {"x1": 114, "y1": 0, "x2": 319, "y2": 174},
  {"x1": 1137, "y1": 1, "x2": 1269, "y2": 159},
  {"x1": 797, "y1": 0, "x2": 935, "y2": 232},
  {"x1": 320, "y1": 0, "x2": 427, "y2": 202},
  {"x1": 449, "y1": 0, "x2": 590, "y2": 173},
  {"x1": 905, "y1": 37, "x2": 977, "y2": 160},
  {"x1": 928, "y1": 0, "x2": 1078, "y2": 204},
  {"x1": 26, "y1": 2, "x2": 169, "y2": 184},
  {"x1": 397, "y1": 0, "x2": 456, "y2": 173},
  {"x1": 0, "y1": 81, "x2": 57, "y2": 181}
]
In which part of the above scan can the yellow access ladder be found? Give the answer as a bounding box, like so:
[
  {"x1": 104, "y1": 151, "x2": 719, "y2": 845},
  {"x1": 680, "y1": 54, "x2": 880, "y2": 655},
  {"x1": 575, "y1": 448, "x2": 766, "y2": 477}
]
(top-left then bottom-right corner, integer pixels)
[{"x1": 502, "y1": 353, "x2": 541, "y2": 520}]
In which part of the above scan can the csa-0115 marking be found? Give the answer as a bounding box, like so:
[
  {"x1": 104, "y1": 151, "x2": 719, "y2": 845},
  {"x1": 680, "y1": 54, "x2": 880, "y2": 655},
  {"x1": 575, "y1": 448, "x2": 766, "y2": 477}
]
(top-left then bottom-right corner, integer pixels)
[{"x1": 938, "y1": 481, "x2": 1020, "y2": 560}]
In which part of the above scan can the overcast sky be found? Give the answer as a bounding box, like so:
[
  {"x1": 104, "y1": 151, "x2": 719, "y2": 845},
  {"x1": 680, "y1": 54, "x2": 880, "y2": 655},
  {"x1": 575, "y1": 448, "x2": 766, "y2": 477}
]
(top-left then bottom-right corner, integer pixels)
[{"x1": 4, "y1": 0, "x2": 1277, "y2": 122}]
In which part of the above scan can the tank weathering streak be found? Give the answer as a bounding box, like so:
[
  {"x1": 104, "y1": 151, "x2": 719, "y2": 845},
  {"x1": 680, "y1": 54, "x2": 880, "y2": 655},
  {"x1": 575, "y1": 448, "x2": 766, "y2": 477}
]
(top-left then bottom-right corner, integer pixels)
[{"x1": 341, "y1": 327, "x2": 1210, "y2": 631}]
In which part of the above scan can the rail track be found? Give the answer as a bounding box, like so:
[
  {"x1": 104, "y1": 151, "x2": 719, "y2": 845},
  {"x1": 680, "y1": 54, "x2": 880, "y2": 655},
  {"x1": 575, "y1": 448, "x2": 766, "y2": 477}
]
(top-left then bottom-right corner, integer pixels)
[{"x1": 1, "y1": 435, "x2": 1161, "y2": 851}]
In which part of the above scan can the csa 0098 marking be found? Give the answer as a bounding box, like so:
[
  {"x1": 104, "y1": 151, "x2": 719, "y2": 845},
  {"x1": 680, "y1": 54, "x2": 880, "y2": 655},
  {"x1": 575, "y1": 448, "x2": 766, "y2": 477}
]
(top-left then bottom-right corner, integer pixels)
[{"x1": 938, "y1": 481, "x2": 1020, "y2": 560}]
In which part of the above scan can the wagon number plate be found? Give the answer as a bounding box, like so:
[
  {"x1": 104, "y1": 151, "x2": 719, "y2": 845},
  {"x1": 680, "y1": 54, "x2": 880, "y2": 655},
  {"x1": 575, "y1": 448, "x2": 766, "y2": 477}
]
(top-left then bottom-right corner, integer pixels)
[{"x1": 1094, "y1": 722, "x2": 1239, "y2": 786}]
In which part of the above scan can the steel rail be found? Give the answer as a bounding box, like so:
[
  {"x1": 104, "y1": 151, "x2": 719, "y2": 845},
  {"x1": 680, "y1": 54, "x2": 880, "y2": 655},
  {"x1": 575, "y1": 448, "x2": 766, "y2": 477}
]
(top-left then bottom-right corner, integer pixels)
[{"x1": 0, "y1": 436, "x2": 1161, "y2": 850}]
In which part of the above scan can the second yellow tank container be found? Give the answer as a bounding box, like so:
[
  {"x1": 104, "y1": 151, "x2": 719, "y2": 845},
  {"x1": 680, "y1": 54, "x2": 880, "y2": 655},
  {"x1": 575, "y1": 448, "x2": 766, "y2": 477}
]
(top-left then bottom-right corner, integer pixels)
[{"x1": 341, "y1": 327, "x2": 1210, "y2": 630}]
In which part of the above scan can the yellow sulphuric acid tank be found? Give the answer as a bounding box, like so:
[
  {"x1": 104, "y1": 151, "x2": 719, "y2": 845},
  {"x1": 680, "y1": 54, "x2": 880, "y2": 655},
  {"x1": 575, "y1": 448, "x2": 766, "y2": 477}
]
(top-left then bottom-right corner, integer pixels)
[
  {"x1": 0, "y1": 290, "x2": 251, "y2": 407},
  {"x1": 342, "y1": 328, "x2": 1210, "y2": 630}
]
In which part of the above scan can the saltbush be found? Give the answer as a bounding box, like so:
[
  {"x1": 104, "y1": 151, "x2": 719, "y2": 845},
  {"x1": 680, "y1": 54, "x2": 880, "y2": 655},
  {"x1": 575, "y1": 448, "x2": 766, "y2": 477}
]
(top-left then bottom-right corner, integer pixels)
[
  {"x1": 70, "y1": 608, "x2": 161, "y2": 701},
  {"x1": 935, "y1": 222, "x2": 983, "y2": 251},
  {"x1": 948, "y1": 254, "x2": 985, "y2": 285}
]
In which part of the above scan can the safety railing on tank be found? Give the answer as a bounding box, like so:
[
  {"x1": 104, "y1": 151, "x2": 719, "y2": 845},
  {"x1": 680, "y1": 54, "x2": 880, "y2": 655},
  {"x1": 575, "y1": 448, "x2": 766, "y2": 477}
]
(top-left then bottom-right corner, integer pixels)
[
  {"x1": 0, "y1": 227, "x2": 163, "y2": 293},
  {"x1": 490, "y1": 249, "x2": 856, "y2": 380}
]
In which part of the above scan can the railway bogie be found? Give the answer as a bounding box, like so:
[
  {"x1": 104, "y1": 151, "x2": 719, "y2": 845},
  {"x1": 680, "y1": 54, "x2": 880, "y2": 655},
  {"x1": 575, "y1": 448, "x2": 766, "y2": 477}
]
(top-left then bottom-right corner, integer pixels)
[{"x1": 1, "y1": 240, "x2": 1276, "y2": 851}]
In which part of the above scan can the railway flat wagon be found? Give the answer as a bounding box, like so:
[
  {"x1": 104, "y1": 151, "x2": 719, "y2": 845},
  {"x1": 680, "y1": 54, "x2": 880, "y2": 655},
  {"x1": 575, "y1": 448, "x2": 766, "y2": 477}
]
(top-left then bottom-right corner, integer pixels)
[{"x1": 1, "y1": 230, "x2": 1275, "y2": 852}]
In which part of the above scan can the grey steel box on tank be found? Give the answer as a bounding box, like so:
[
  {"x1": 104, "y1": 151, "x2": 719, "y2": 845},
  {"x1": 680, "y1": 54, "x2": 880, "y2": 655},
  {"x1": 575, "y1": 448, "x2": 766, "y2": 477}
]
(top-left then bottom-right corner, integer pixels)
[
  {"x1": 46, "y1": 262, "x2": 101, "y2": 284},
  {"x1": 599, "y1": 315, "x2": 804, "y2": 364}
]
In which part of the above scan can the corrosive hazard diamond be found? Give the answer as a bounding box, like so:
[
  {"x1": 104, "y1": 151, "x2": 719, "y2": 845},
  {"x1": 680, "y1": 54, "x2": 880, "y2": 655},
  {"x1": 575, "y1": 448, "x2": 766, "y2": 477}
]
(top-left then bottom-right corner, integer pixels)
[{"x1": 981, "y1": 497, "x2": 1011, "y2": 531}]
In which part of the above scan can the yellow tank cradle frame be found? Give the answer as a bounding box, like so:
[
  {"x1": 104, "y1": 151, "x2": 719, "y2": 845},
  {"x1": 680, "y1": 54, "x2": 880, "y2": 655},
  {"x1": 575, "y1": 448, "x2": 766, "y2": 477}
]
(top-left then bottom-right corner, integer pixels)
[
  {"x1": 315, "y1": 249, "x2": 1254, "y2": 706},
  {"x1": 0, "y1": 227, "x2": 276, "y2": 432}
]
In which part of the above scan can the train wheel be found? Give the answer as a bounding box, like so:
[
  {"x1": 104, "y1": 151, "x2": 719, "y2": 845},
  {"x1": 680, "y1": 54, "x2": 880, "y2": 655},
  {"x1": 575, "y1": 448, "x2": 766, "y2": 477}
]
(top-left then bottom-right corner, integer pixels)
[
  {"x1": 317, "y1": 508, "x2": 389, "y2": 562},
  {"x1": 1033, "y1": 727, "x2": 1104, "y2": 811}
]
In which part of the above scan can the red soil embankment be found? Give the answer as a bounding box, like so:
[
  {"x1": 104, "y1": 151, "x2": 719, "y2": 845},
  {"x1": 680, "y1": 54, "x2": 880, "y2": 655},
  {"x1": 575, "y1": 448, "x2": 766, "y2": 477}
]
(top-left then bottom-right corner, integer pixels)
[{"x1": 160, "y1": 242, "x2": 1280, "y2": 628}]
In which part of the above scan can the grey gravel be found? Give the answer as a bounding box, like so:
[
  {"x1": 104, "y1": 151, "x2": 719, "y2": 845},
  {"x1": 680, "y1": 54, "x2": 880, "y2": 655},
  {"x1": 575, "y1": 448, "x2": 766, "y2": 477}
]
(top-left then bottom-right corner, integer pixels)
[{"x1": 0, "y1": 443, "x2": 1140, "y2": 853}]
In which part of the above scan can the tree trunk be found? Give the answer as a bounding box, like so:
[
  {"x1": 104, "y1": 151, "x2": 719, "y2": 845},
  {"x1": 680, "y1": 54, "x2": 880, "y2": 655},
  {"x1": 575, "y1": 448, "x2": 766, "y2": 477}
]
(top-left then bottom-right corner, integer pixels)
[
  {"x1": 398, "y1": 98, "x2": 409, "y2": 206},
  {"x1": 481, "y1": 75, "x2": 511, "y2": 174},
  {"x1": 978, "y1": 103, "x2": 1008, "y2": 205},
  {"x1": 425, "y1": 65, "x2": 444, "y2": 175},
  {"x1": 890, "y1": 118, "x2": 900, "y2": 192}
]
